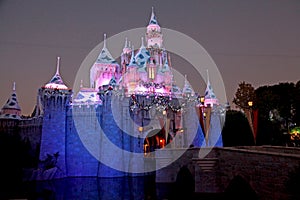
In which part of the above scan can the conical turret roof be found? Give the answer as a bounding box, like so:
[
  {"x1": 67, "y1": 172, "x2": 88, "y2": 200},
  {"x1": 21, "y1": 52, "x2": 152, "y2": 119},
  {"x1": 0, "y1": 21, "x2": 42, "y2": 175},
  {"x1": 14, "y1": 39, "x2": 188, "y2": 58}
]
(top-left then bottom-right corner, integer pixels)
[
  {"x1": 45, "y1": 57, "x2": 68, "y2": 90},
  {"x1": 135, "y1": 37, "x2": 150, "y2": 68},
  {"x1": 128, "y1": 47, "x2": 138, "y2": 68},
  {"x1": 0, "y1": 82, "x2": 22, "y2": 120},
  {"x1": 96, "y1": 34, "x2": 117, "y2": 64},
  {"x1": 149, "y1": 7, "x2": 158, "y2": 25},
  {"x1": 182, "y1": 75, "x2": 194, "y2": 94},
  {"x1": 204, "y1": 71, "x2": 217, "y2": 99}
]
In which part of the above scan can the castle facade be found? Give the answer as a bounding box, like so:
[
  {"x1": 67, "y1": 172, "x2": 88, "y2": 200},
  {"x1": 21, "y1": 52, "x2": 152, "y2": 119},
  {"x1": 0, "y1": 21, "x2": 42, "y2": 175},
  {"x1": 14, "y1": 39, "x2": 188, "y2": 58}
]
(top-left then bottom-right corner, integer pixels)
[{"x1": 0, "y1": 9, "x2": 224, "y2": 179}]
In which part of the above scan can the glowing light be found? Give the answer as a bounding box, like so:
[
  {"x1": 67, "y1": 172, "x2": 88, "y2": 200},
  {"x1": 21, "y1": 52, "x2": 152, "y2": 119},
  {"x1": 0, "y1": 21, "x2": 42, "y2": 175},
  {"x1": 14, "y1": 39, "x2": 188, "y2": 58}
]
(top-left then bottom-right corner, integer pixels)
[
  {"x1": 248, "y1": 101, "x2": 253, "y2": 107},
  {"x1": 138, "y1": 127, "x2": 143, "y2": 132},
  {"x1": 44, "y1": 83, "x2": 68, "y2": 90}
]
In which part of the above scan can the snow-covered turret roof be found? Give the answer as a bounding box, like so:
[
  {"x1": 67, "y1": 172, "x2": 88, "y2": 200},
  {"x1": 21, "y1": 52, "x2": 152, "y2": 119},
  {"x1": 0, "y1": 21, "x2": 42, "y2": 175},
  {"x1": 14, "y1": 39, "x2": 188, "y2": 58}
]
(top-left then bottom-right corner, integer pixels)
[
  {"x1": 73, "y1": 81, "x2": 101, "y2": 104},
  {"x1": 149, "y1": 7, "x2": 158, "y2": 25},
  {"x1": 45, "y1": 57, "x2": 68, "y2": 90},
  {"x1": 204, "y1": 71, "x2": 217, "y2": 100},
  {"x1": 182, "y1": 75, "x2": 194, "y2": 94},
  {"x1": 96, "y1": 34, "x2": 117, "y2": 64},
  {"x1": 0, "y1": 82, "x2": 22, "y2": 120},
  {"x1": 128, "y1": 47, "x2": 138, "y2": 68},
  {"x1": 135, "y1": 37, "x2": 150, "y2": 68}
]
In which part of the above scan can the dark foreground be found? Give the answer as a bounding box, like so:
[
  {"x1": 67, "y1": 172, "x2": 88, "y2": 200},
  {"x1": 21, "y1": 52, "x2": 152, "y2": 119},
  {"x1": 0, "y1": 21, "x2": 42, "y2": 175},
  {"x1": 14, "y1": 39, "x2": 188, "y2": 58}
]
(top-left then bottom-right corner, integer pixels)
[{"x1": 0, "y1": 173, "x2": 260, "y2": 200}]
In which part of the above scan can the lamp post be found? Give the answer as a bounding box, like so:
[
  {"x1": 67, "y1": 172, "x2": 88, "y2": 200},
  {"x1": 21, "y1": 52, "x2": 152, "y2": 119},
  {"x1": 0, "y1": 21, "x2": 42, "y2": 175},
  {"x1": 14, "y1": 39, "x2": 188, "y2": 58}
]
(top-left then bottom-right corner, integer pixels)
[{"x1": 247, "y1": 101, "x2": 255, "y2": 144}]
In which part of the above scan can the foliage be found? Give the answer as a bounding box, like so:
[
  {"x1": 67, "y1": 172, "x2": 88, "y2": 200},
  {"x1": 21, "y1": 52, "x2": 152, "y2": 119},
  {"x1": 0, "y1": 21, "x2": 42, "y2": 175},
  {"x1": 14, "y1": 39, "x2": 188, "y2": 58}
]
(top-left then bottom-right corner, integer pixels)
[
  {"x1": 233, "y1": 81, "x2": 256, "y2": 110},
  {"x1": 254, "y1": 81, "x2": 300, "y2": 146},
  {"x1": 222, "y1": 110, "x2": 255, "y2": 146}
]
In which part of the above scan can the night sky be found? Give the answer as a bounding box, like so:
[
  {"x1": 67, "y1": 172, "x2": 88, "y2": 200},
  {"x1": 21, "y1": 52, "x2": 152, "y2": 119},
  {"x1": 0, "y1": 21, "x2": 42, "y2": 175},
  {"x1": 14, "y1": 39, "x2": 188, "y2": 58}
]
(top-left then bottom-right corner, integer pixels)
[{"x1": 1, "y1": 0, "x2": 300, "y2": 115}]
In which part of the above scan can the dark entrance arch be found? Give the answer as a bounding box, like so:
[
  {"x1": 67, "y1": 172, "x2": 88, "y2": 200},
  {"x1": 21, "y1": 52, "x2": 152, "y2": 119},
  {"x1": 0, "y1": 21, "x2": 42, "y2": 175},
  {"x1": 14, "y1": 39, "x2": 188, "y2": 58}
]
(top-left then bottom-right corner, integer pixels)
[
  {"x1": 143, "y1": 128, "x2": 172, "y2": 154},
  {"x1": 173, "y1": 166, "x2": 195, "y2": 199},
  {"x1": 225, "y1": 175, "x2": 258, "y2": 200}
]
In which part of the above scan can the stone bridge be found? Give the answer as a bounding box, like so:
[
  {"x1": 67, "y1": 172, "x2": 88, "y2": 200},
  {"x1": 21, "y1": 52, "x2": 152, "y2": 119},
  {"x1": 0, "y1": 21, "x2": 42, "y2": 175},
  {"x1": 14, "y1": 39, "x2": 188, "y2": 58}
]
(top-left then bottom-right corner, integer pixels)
[{"x1": 154, "y1": 146, "x2": 300, "y2": 199}]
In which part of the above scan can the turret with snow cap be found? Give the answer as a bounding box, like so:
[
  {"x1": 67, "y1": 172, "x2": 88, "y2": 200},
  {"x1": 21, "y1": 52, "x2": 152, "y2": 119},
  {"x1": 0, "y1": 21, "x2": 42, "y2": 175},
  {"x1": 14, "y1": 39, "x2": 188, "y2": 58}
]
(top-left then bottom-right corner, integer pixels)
[
  {"x1": 90, "y1": 34, "x2": 121, "y2": 89},
  {"x1": 204, "y1": 70, "x2": 219, "y2": 107},
  {"x1": 0, "y1": 82, "x2": 22, "y2": 120},
  {"x1": 146, "y1": 7, "x2": 163, "y2": 49}
]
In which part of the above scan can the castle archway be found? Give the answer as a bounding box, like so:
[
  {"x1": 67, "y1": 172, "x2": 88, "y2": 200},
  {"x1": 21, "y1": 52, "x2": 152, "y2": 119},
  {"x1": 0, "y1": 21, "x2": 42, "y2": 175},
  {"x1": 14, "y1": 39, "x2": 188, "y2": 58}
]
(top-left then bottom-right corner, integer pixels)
[
  {"x1": 174, "y1": 166, "x2": 195, "y2": 199},
  {"x1": 224, "y1": 175, "x2": 258, "y2": 199},
  {"x1": 143, "y1": 128, "x2": 172, "y2": 154}
]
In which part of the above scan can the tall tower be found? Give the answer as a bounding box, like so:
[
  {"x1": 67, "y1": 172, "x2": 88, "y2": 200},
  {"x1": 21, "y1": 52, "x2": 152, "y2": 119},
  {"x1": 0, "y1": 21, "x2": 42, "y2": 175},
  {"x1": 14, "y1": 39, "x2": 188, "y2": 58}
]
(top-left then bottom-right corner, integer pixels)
[
  {"x1": 146, "y1": 7, "x2": 163, "y2": 49},
  {"x1": 38, "y1": 57, "x2": 72, "y2": 178}
]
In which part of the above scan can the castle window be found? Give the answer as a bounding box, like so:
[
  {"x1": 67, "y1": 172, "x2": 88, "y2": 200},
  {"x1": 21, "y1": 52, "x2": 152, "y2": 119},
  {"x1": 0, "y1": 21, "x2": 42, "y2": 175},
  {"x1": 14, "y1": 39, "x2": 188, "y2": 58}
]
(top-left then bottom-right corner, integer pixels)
[{"x1": 148, "y1": 68, "x2": 155, "y2": 79}]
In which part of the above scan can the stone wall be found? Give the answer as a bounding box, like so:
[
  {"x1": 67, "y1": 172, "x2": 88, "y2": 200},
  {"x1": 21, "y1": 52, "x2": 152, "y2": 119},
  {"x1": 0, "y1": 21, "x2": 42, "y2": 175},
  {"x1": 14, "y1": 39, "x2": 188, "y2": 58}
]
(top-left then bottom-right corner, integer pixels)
[
  {"x1": 214, "y1": 147, "x2": 300, "y2": 199},
  {"x1": 156, "y1": 146, "x2": 300, "y2": 199}
]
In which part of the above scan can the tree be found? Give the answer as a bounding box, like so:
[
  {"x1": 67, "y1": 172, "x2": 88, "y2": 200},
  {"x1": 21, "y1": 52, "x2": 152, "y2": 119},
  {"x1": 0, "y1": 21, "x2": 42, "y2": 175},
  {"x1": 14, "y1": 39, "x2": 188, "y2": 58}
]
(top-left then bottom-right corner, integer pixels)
[
  {"x1": 294, "y1": 81, "x2": 300, "y2": 125},
  {"x1": 222, "y1": 110, "x2": 255, "y2": 146},
  {"x1": 255, "y1": 82, "x2": 298, "y2": 146},
  {"x1": 233, "y1": 81, "x2": 256, "y2": 110}
]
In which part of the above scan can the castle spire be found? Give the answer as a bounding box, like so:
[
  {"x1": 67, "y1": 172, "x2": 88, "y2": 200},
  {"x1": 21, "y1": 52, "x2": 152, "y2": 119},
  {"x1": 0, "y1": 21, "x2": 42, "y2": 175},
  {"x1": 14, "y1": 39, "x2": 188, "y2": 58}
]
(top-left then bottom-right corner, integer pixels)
[
  {"x1": 204, "y1": 69, "x2": 218, "y2": 107},
  {"x1": 183, "y1": 75, "x2": 194, "y2": 95},
  {"x1": 56, "y1": 56, "x2": 60, "y2": 75},
  {"x1": 141, "y1": 37, "x2": 145, "y2": 47},
  {"x1": 0, "y1": 81, "x2": 22, "y2": 119},
  {"x1": 149, "y1": 6, "x2": 158, "y2": 25},
  {"x1": 124, "y1": 37, "x2": 128, "y2": 49},
  {"x1": 95, "y1": 33, "x2": 117, "y2": 64},
  {"x1": 146, "y1": 7, "x2": 162, "y2": 48},
  {"x1": 44, "y1": 57, "x2": 68, "y2": 90},
  {"x1": 103, "y1": 33, "x2": 107, "y2": 49},
  {"x1": 122, "y1": 37, "x2": 131, "y2": 54},
  {"x1": 206, "y1": 69, "x2": 210, "y2": 85},
  {"x1": 128, "y1": 46, "x2": 138, "y2": 67}
]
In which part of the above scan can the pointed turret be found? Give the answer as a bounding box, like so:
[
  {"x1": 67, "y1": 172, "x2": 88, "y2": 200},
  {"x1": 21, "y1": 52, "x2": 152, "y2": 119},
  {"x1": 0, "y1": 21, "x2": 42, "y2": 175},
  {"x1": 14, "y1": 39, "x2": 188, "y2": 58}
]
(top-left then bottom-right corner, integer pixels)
[
  {"x1": 135, "y1": 37, "x2": 150, "y2": 68},
  {"x1": 149, "y1": 6, "x2": 158, "y2": 25},
  {"x1": 44, "y1": 57, "x2": 68, "y2": 90},
  {"x1": 128, "y1": 47, "x2": 138, "y2": 68},
  {"x1": 90, "y1": 33, "x2": 121, "y2": 89},
  {"x1": 171, "y1": 76, "x2": 182, "y2": 96},
  {"x1": 0, "y1": 82, "x2": 22, "y2": 120},
  {"x1": 146, "y1": 7, "x2": 163, "y2": 48},
  {"x1": 31, "y1": 94, "x2": 43, "y2": 117},
  {"x1": 96, "y1": 34, "x2": 117, "y2": 64},
  {"x1": 122, "y1": 37, "x2": 131, "y2": 55},
  {"x1": 182, "y1": 75, "x2": 194, "y2": 96},
  {"x1": 204, "y1": 70, "x2": 218, "y2": 107}
]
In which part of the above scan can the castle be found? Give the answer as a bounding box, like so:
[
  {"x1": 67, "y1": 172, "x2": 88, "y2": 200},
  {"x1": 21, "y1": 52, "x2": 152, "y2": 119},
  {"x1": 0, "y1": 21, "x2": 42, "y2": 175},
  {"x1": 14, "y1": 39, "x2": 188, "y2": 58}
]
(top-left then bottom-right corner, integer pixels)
[{"x1": 0, "y1": 9, "x2": 224, "y2": 179}]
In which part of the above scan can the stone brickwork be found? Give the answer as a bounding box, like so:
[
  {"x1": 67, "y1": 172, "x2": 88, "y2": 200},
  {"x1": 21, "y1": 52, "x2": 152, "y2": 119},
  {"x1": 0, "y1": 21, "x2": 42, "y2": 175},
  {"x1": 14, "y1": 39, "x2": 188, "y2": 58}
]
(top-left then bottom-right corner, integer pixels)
[{"x1": 155, "y1": 146, "x2": 300, "y2": 199}]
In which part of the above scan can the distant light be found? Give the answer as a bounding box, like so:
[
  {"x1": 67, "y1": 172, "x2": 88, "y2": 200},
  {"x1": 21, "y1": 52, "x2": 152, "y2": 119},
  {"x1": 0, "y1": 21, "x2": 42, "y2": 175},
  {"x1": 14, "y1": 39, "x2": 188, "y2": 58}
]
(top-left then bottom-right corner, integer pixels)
[{"x1": 248, "y1": 101, "x2": 253, "y2": 107}]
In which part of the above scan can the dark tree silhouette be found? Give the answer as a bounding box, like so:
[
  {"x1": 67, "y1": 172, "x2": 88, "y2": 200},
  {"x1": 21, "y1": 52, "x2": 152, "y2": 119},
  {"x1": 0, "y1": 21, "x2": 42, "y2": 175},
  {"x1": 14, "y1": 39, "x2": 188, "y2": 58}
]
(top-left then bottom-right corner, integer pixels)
[
  {"x1": 255, "y1": 82, "x2": 297, "y2": 146},
  {"x1": 222, "y1": 110, "x2": 255, "y2": 147}
]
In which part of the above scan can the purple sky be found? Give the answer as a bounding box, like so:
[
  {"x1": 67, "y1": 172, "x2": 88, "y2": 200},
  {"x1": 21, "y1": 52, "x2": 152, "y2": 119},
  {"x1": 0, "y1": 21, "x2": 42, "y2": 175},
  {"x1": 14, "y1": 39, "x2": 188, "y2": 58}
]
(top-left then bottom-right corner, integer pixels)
[{"x1": 1, "y1": 0, "x2": 300, "y2": 115}]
